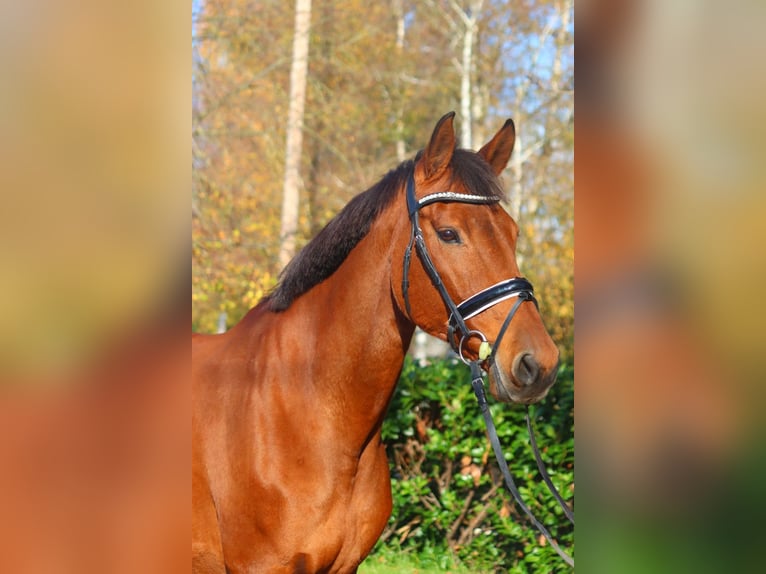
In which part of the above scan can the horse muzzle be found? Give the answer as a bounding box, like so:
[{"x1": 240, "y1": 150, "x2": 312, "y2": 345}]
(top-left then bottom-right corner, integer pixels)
[{"x1": 488, "y1": 352, "x2": 560, "y2": 404}]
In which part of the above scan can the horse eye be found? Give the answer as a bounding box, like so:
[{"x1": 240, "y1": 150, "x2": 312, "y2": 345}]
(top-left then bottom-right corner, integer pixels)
[{"x1": 437, "y1": 228, "x2": 461, "y2": 244}]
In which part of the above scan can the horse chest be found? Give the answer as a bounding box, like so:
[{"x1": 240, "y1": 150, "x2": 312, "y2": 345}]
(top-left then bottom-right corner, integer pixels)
[{"x1": 219, "y1": 444, "x2": 392, "y2": 573}]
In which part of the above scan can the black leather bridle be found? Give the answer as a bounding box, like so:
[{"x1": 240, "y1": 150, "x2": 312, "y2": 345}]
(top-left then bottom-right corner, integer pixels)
[
  {"x1": 401, "y1": 172, "x2": 575, "y2": 567},
  {"x1": 402, "y1": 173, "x2": 537, "y2": 359}
]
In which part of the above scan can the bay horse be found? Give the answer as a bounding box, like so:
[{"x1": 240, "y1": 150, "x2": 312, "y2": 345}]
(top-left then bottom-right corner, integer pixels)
[{"x1": 192, "y1": 112, "x2": 560, "y2": 573}]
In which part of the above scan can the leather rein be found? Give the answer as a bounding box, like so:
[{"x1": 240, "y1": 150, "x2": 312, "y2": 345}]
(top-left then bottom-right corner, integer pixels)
[{"x1": 401, "y1": 173, "x2": 574, "y2": 567}]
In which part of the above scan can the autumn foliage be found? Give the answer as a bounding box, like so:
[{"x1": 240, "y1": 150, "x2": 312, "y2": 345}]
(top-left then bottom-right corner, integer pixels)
[{"x1": 192, "y1": 0, "x2": 573, "y2": 361}]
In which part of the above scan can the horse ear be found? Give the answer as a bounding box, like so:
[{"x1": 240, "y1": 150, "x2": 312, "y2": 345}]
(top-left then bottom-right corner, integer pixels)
[
  {"x1": 422, "y1": 112, "x2": 456, "y2": 180},
  {"x1": 478, "y1": 119, "x2": 516, "y2": 175}
]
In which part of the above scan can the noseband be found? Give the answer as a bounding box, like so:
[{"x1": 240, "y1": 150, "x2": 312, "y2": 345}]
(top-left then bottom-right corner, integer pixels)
[{"x1": 401, "y1": 172, "x2": 574, "y2": 567}]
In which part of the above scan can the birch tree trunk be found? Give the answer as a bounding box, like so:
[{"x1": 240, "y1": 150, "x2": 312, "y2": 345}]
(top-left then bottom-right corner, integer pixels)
[
  {"x1": 278, "y1": 0, "x2": 312, "y2": 269},
  {"x1": 450, "y1": 0, "x2": 483, "y2": 149},
  {"x1": 393, "y1": 0, "x2": 407, "y2": 162},
  {"x1": 459, "y1": 16, "x2": 474, "y2": 149}
]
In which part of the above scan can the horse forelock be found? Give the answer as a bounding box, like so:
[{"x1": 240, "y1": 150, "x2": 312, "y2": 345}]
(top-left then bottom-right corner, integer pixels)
[
  {"x1": 266, "y1": 149, "x2": 505, "y2": 311},
  {"x1": 448, "y1": 149, "x2": 507, "y2": 201}
]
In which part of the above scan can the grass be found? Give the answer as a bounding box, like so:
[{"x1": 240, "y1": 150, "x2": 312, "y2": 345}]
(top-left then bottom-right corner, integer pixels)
[{"x1": 358, "y1": 548, "x2": 485, "y2": 574}]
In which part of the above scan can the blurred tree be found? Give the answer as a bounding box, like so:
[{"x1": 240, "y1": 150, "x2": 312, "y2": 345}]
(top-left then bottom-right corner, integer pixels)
[
  {"x1": 192, "y1": 0, "x2": 573, "y2": 359},
  {"x1": 278, "y1": 0, "x2": 313, "y2": 269}
]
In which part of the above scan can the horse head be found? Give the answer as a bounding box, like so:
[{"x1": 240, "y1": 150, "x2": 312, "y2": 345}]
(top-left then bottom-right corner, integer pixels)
[{"x1": 392, "y1": 112, "x2": 560, "y2": 404}]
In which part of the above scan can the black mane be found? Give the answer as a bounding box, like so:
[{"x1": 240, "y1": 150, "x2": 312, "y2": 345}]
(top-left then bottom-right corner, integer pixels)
[{"x1": 266, "y1": 149, "x2": 504, "y2": 311}]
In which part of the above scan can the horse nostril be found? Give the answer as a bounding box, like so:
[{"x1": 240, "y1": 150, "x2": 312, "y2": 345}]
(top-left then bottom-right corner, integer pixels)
[{"x1": 513, "y1": 353, "x2": 540, "y2": 386}]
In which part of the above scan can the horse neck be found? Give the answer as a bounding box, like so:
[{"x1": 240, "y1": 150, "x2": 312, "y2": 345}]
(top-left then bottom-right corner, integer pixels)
[{"x1": 269, "y1": 207, "x2": 414, "y2": 441}]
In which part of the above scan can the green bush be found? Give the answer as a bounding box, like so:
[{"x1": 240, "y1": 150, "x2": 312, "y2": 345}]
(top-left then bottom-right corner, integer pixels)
[{"x1": 369, "y1": 358, "x2": 574, "y2": 573}]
